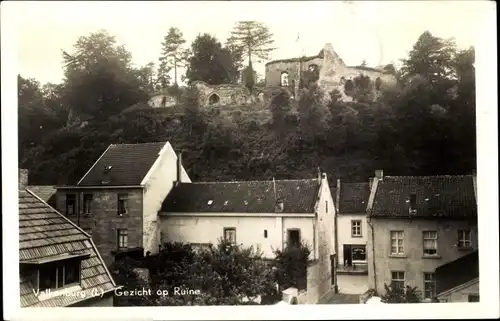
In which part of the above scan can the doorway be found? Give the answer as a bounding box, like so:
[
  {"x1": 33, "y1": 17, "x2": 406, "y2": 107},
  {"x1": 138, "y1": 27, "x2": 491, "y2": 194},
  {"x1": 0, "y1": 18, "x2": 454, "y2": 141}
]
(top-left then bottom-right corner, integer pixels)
[
  {"x1": 343, "y1": 245, "x2": 352, "y2": 266},
  {"x1": 287, "y1": 229, "x2": 301, "y2": 247}
]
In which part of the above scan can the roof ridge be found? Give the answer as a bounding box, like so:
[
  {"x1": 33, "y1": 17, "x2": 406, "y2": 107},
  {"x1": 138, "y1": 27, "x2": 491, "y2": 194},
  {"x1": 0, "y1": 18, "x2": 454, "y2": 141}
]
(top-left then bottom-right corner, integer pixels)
[
  {"x1": 111, "y1": 141, "x2": 168, "y2": 146},
  {"x1": 183, "y1": 178, "x2": 319, "y2": 184},
  {"x1": 384, "y1": 174, "x2": 473, "y2": 178}
]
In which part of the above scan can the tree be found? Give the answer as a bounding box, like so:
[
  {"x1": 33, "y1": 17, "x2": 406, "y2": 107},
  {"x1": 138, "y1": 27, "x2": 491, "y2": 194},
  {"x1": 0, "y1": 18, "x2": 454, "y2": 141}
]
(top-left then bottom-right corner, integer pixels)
[
  {"x1": 145, "y1": 240, "x2": 277, "y2": 306},
  {"x1": 226, "y1": 21, "x2": 275, "y2": 68},
  {"x1": 158, "y1": 27, "x2": 188, "y2": 89},
  {"x1": 110, "y1": 257, "x2": 154, "y2": 306},
  {"x1": 135, "y1": 62, "x2": 156, "y2": 93},
  {"x1": 185, "y1": 33, "x2": 239, "y2": 85},
  {"x1": 400, "y1": 31, "x2": 456, "y2": 86},
  {"x1": 380, "y1": 284, "x2": 422, "y2": 303},
  {"x1": 273, "y1": 241, "x2": 311, "y2": 291},
  {"x1": 360, "y1": 60, "x2": 367, "y2": 67},
  {"x1": 61, "y1": 29, "x2": 148, "y2": 121}
]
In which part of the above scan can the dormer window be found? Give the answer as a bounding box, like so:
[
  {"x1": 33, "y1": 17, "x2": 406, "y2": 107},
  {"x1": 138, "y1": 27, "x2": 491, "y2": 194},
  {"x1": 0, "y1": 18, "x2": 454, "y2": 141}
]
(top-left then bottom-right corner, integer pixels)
[
  {"x1": 20, "y1": 253, "x2": 89, "y2": 293},
  {"x1": 38, "y1": 260, "x2": 81, "y2": 291},
  {"x1": 102, "y1": 165, "x2": 113, "y2": 184}
]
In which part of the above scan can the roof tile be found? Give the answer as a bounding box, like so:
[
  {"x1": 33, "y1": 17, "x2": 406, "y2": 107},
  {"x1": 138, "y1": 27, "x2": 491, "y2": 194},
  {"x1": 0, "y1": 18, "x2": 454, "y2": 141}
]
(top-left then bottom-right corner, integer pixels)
[
  {"x1": 370, "y1": 175, "x2": 477, "y2": 218},
  {"x1": 161, "y1": 179, "x2": 321, "y2": 213},
  {"x1": 19, "y1": 189, "x2": 116, "y2": 307}
]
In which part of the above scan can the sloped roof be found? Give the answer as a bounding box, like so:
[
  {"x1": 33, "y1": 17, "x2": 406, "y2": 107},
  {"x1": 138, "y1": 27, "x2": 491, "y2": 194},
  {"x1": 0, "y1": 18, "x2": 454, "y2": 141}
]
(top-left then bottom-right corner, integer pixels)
[
  {"x1": 26, "y1": 185, "x2": 56, "y2": 205},
  {"x1": 19, "y1": 189, "x2": 116, "y2": 307},
  {"x1": 160, "y1": 179, "x2": 321, "y2": 214},
  {"x1": 338, "y1": 183, "x2": 370, "y2": 214},
  {"x1": 78, "y1": 142, "x2": 167, "y2": 186},
  {"x1": 370, "y1": 175, "x2": 477, "y2": 218},
  {"x1": 436, "y1": 250, "x2": 479, "y2": 295}
]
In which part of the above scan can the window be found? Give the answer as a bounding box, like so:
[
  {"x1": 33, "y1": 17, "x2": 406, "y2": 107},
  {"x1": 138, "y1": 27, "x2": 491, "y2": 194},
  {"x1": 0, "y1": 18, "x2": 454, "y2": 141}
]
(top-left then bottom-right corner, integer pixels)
[
  {"x1": 351, "y1": 220, "x2": 362, "y2": 237},
  {"x1": 264, "y1": 230, "x2": 268, "y2": 238},
  {"x1": 409, "y1": 193, "x2": 417, "y2": 214},
  {"x1": 117, "y1": 193, "x2": 128, "y2": 215},
  {"x1": 117, "y1": 229, "x2": 128, "y2": 250},
  {"x1": 38, "y1": 261, "x2": 81, "y2": 291},
  {"x1": 375, "y1": 77, "x2": 382, "y2": 91},
  {"x1": 287, "y1": 229, "x2": 301, "y2": 247},
  {"x1": 325, "y1": 201, "x2": 328, "y2": 213},
  {"x1": 423, "y1": 231, "x2": 438, "y2": 255},
  {"x1": 83, "y1": 194, "x2": 93, "y2": 215},
  {"x1": 65, "y1": 194, "x2": 76, "y2": 216},
  {"x1": 390, "y1": 231, "x2": 404, "y2": 254},
  {"x1": 224, "y1": 227, "x2": 236, "y2": 245},
  {"x1": 423, "y1": 272, "x2": 436, "y2": 299},
  {"x1": 351, "y1": 245, "x2": 366, "y2": 261},
  {"x1": 468, "y1": 294, "x2": 480, "y2": 302},
  {"x1": 458, "y1": 230, "x2": 472, "y2": 248},
  {"x1": 391, "y1": 271, "x2": 405, "y2": 290}
]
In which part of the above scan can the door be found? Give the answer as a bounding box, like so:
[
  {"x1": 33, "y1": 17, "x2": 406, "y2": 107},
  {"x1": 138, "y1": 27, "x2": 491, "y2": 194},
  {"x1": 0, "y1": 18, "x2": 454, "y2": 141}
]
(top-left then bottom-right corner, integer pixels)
[{"x1": 343, "y1": 244, "x2": 352, "y2": 266}]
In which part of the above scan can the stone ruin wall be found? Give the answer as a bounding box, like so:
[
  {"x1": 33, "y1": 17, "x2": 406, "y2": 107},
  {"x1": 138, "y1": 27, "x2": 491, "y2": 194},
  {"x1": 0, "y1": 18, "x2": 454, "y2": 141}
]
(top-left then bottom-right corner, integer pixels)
[
  {"x1": 265, "y1": 43, "x2": 397, "y2": 103},
  {"x1": 148, "y1": 93, "x2": 177, "y2": 108}
]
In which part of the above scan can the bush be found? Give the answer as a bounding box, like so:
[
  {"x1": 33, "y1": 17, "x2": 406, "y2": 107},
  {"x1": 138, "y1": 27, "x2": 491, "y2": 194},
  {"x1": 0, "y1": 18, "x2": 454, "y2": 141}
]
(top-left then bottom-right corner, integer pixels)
[
  {"x1": 380, "y1": 284, "x2": 422, "y2": 303},
  {"x1": 273, "y1": 241, "x2": 312, "y2": 291}
]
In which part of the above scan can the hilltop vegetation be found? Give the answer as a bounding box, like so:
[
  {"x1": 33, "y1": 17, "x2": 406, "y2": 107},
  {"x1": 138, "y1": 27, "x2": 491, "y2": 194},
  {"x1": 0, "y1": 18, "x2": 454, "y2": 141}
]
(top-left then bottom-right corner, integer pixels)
[{"x1": 18, "y1": 28, "x2": 476, "y2": 185}]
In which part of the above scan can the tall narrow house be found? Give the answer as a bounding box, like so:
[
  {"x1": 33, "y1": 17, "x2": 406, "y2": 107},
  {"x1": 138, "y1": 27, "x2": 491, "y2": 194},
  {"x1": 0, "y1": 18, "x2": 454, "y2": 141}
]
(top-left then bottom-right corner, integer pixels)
[
  {"x1": 54, "y1": 142, "x2": 190, "y2": 266},
  {"x1": 366, "y1": 171, "x2": 478, "y2": 302}
]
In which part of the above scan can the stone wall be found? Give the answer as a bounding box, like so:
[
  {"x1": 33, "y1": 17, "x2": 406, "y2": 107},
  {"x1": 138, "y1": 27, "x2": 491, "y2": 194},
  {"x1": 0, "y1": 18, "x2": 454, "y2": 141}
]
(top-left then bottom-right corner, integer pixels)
[
  {"x1": 19, "y1": 169, "x2": 29, "y2": 189},
  {"x1": 265, "y1": 43, "x2": 397, "y2": 102},
  {"x1": 148, "y1": 93, "x2": 177, "y2": 108},
  {"x1": 192, "y1": 81, "x2": 252, "y2": 107},
  {"x1": 55, "y1": 188, "x2": 144, "y2": 267}
]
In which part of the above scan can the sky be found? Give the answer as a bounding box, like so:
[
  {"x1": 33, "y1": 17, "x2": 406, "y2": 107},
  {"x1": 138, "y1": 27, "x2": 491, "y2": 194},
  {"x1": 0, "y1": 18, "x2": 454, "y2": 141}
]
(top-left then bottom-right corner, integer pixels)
[{"x1": 11, "y1": 1, "x2": 492, "y2": 85}]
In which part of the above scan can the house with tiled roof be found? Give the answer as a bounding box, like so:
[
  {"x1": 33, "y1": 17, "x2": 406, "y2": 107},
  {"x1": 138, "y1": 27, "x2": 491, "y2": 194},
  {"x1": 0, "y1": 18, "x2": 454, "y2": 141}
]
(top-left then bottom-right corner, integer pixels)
[
  {"x1": 54, "y1": 142, "x2": 191, "y2": 266},
  {"x1": 331, "y1": 178, "x2": 371, "y2": 295},
  {"x1": 19, "y1": 171, "x2": 118, "y2": 307},
  {"x1": 158, "y1": 172, "x2": 337, "y2": 302},
  {"x1": 365, "y1": 170, "x2": 478, "y2": 302}
]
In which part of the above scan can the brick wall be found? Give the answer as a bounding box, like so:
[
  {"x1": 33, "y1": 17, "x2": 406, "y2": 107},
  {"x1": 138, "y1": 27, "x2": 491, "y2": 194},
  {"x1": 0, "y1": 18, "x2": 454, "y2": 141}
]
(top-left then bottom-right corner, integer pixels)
[
  {"x1": 55, "y1": 188, "x2": 143, "y2": 267},
  {"x1": 367, "y1": 217, "x2": 478, "y2": 295}
]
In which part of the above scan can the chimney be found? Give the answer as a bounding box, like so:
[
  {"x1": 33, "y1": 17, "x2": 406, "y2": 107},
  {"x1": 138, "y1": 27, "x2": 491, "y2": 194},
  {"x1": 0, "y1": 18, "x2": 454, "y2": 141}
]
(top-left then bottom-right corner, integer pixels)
[
  {"x1": 275, "y1": 199, "x2": 284, "y2": 213},
  {"x1": 19, "y1": 169, "x2": 28, "y2": 189},
  {"x1": 176, "y1": 152, "x2": 182, "y2": 183},
  {"x1": 317, "y1": 167, "x2": 321, "y2": 183},
  {"x1": 375, "y1": 170, "x2": 383, "y2": 181},
  {"x1": 369, "y1": 178, "x2": 374, "y2": 189}
]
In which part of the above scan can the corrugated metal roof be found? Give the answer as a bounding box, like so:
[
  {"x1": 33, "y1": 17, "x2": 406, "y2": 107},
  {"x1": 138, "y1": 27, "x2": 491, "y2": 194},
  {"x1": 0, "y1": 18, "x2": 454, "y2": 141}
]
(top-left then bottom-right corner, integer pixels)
[{"x1": 19, "y1": 189, "x2": 117, "y2": 307}]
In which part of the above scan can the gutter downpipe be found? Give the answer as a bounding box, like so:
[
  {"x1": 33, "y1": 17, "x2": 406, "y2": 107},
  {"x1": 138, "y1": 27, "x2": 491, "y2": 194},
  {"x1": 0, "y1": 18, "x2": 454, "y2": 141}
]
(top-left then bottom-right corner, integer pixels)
[{"x1": 367, "y1": 215, "x2": 377, "y2": 294}]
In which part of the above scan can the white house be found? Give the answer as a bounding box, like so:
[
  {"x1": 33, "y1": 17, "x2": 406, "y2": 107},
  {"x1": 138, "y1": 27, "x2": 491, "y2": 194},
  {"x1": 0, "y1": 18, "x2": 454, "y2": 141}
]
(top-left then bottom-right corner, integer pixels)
[
  {"x1": 334, "y1": 179, "x2": 370, "y2": 271},
  {"x1": 158, "y1": 173, "x2": 336, "y2": 263}
]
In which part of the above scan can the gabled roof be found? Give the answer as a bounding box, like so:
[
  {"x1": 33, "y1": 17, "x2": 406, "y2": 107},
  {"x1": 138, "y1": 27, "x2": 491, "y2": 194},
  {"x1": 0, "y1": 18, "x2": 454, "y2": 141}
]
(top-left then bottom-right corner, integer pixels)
[
  {"x1": 369, "y1": 175, "x2": 477, "y2": 219},
  {"x1": 19, "y1": 189, "x2": 117, "y2": 307},
  {"x1": 338, "y1": 183, "x2": 370, "y2": 214},
  {"x1": 78, "y1": 142, "x2": 168, "y2": 186},
  {"x1": 436, "y1": 250, "x2": 479, "y2": 296},
  {"x1": 160, "y1": 179, "x2": 321, "y2": 214},
  {"x1": 26, "y1": 185, "x2": 56, "y2": 205}
]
